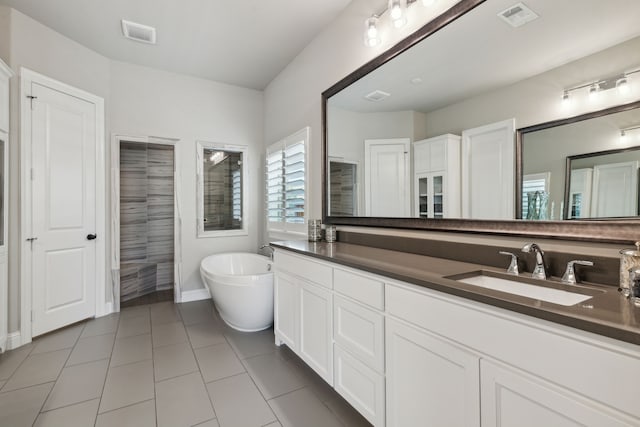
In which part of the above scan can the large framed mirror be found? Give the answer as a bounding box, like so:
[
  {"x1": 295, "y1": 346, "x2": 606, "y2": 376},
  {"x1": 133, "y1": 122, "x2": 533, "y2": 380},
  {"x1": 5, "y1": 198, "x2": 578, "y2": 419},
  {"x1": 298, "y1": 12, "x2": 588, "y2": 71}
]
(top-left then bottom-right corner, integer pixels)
[{"x1": 322, "y1": 0, "x2": 640, "y2": 243}]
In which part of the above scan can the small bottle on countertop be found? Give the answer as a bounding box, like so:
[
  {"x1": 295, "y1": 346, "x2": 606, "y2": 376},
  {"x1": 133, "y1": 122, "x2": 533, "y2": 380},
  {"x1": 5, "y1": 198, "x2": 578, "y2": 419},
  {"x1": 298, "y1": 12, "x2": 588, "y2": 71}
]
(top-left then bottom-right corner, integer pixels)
[
  {"x1": 308, "y1": 219, "x2": 322, "y2": 242},
  {"x1": 629, "y1": 268, "x2": 640, "y2": 307},
  {"x1": 619, "y1": 242, "x2": 640, "y2": 296}
]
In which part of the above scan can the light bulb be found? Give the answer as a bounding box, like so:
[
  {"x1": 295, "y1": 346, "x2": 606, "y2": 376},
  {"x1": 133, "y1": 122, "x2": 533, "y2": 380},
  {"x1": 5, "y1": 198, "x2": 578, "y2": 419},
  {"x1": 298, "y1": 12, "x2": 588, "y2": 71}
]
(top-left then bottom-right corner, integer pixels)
[
  {"x1": 588, "y1": 83, "x2": 599, "y2": 100},
  {"x1": 390, "y1": 1, "x2": 401, "y2": 19},
  {"x1": 620, "y1": 130, "x2": 627, "y2": 144},
  {"x1": 363, "y1": 17, "x2": 381, "y2": 47},
  {"x1": 617, "y1": 77, "x2": 630, "y2": 95},
  {"x1": 388, "y1": 0, "x2": 407, "y2": 28}
]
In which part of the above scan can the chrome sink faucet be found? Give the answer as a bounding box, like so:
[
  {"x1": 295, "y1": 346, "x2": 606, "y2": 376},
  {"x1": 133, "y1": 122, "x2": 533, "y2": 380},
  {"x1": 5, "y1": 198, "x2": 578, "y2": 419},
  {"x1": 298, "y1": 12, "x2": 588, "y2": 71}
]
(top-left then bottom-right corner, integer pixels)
[
  {"x1": 260, "y1": 244, "x2": 275, "y2": 260},
  {"x1": 521, "y1": 243, "x2": 548, "y2": 280},
  {"x1": 498, "y1": 251, "x2": 519, "y2": 275},
  {"x1": 561, "y1": 260, "x2": 594, "y2": 285}
]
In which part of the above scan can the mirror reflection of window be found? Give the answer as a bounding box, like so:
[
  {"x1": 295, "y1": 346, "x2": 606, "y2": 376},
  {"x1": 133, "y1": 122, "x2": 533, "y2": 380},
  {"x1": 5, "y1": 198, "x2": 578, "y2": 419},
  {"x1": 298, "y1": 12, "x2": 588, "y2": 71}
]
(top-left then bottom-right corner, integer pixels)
[
  {"x1": 329, "y1": 159, "x2": 358, "y2": 216},
  {"x1": 522, "y1": 172, "x2": 550, "y2": 220},
  {"x1": 197, "y1": 142, "x2": 248, "y2": 237}
]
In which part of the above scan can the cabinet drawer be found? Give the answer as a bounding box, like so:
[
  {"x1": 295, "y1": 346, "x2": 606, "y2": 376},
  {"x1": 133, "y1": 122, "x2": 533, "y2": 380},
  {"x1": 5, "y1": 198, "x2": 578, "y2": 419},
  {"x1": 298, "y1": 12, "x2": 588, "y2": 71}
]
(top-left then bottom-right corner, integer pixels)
[
  {"x1": 334, "y1": 345, "x2": 385, "y2": 427},
  {"x1": 334, "y1": 268, "x2": 384, "y2": 309},
  {"x1": 386, "y1": 283, "x2": 436, "y2": 331},
  {"x1": 275, "y1": 250, "x2": 332, "y2": 289},
  {"x1": 334, "y1": 296, "x2": 384, "y2": 372}
]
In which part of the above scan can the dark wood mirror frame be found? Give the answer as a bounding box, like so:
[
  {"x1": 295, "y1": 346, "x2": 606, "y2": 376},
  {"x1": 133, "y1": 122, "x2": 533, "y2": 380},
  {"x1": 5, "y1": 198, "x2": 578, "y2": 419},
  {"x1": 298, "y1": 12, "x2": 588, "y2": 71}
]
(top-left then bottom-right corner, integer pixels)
[{"x1": 321, "y1": 0, "x2": 639, "y2": 244}]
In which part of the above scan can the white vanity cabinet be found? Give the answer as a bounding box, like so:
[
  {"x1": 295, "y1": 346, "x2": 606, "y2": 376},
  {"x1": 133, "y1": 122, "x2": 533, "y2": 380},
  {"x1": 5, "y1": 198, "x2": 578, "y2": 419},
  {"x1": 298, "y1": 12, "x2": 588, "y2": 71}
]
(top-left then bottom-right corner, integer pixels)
[
  {"x1": 274, "y1": 248, "x2": 640, "y2": 427},
  {"x1": 386, "y1": 318, "x2": 480, "y2": 427},
  {"x1": 480, "y1": 359, "x2": 632, "y2": 427},
  {"x1": 413, "y1": 134, "x2": 460, "y2": 218},
  {"x1": 332, "y1": 268, "x2": 386, "y2": 426},
  {"x1": 0, "y1": 58, "x2": 12, "y2": 353},
  {"x1": 274, "y1": 251, "x2": 334, "y2": 385}
]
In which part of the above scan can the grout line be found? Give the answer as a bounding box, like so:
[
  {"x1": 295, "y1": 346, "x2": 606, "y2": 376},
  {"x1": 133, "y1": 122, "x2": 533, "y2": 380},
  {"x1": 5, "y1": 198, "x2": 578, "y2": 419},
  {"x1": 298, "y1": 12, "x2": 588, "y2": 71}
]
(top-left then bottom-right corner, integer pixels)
[
  {"x1": 95, "y1": 311, "x2": 121, "y2": 423},
  {"x1": 186, "y1": 308, "x2": 219, "y2": 422}
]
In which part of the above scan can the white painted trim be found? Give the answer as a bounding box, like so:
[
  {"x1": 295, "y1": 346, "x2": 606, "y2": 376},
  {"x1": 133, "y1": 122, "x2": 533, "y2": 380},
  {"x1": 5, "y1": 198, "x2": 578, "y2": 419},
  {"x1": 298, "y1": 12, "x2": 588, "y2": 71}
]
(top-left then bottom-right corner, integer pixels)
[
  {"x1": 196, "y1": 141, "x2": 250, "y2": 238},
  {"x1": 179, "y1": 288, "x2": 211, "y2": 303},
  {"x1": 20, "y1": 68, "x2": 106, "y2": 345},
  {"x1": 6, "y1": 331, "x2": 22, "y2": 350},
  {"x1": 111, "y1": 134, "x2": 183, "y2": 309}
]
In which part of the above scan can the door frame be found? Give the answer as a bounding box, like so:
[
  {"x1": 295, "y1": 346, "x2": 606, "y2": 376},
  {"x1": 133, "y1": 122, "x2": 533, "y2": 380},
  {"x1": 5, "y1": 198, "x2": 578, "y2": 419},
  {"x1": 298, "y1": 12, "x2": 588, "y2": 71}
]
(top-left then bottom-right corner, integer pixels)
[
  {"x1": 111, "y1": 135, "x2": 183, "y2": 312},
  {"x1": 20, "y1": 68, "x2": 106, "y2": 345}
]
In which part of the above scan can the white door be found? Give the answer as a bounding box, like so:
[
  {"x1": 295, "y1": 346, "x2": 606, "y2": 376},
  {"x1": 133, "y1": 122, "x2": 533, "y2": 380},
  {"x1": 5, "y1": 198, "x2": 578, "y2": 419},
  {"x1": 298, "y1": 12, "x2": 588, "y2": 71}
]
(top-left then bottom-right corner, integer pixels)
[
  {"x1": 30, "y1": 82, "x2": 98, "y2": 336},
  {"x1": 591, "y1": 161, "x2": 638, "y2": 218},
  {"x1": 481, "y1": 359, "x2": 634, "y2": 427},
  {"x1": 461, "y1": 119, "x2": 515, "y2": 219},
  {"x1": 386, "y1": 318, "x2": 480, "y2": 427},
  {"x1": 364, "y1": 139, "x2": 410, "y2": 217}
]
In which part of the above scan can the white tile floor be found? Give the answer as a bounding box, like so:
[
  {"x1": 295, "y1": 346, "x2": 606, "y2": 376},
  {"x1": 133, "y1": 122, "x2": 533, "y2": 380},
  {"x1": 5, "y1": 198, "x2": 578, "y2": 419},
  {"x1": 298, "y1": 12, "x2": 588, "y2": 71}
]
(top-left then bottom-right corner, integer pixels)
[{"x1": 0, "y1": 300, "x2": 372, "y2": 427}]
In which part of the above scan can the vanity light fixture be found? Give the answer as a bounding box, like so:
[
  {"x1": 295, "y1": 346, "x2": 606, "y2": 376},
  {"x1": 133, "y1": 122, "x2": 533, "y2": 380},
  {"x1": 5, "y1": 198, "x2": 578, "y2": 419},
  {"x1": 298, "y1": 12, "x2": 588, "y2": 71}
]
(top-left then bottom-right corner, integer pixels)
[
  {"x1": 363, "y1": 0, "x2": 437, "y2": 47},
  {"x1": 561, "y1": 67, "x2": 640, "y2": 106}
]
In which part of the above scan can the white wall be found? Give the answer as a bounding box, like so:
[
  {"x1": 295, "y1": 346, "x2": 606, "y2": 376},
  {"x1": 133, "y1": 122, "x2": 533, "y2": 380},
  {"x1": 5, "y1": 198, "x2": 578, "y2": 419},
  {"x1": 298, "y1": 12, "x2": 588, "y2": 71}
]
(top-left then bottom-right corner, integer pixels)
[
  {"x1": 109, "y1": 60, "x2": 263, "y2": 293},
  {"x1": 2, "y1": 7, "x2": 264, "y2": 338},
  {"x1": 5, "y1": 7, "x2": 111, "y2": 333}
]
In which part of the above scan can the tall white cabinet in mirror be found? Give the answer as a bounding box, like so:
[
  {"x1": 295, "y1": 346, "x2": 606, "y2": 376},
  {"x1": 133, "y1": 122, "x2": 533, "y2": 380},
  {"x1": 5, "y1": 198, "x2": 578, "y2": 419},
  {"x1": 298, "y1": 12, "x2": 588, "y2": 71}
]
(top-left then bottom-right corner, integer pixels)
[
  {"x1": 413, "y1": 134, "x2": 461, "y2": 218},
  {"x1": 0, "y1": 58, "x2": 13, "y2": 353},
  {"x1": 461, "y1": 119, "x2": 515, "y2": 220}
]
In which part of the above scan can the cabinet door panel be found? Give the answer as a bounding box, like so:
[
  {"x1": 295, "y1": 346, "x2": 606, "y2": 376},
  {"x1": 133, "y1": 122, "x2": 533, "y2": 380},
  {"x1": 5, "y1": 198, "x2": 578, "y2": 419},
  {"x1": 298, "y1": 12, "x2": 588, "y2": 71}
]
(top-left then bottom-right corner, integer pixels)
[
  {"x1": 334, "y1": 345, "x2": 385, "y2": 426},
  {"x1": 481, "y1": 360, "x2": 636, "y2": 427},
  {"x1": 300, "y1": 280, "x2": 333, "y2": 385},
  {"x1": 334, "y1": 296, "x2": 384, "y2": 371},
  {"x1": 274, "y1": 272, "x2": 298, "y2": 351},
  {"x1": 386, "y1": 319, "x2": 480, "y2": 427}
]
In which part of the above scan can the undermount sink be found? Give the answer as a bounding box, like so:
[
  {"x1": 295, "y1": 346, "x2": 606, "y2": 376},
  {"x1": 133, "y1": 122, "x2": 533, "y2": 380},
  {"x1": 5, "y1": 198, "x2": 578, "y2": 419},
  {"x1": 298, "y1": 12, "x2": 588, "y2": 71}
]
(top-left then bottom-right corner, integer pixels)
[{"x1": 447, "y1": 271, "x2": 595, "y2": 306}]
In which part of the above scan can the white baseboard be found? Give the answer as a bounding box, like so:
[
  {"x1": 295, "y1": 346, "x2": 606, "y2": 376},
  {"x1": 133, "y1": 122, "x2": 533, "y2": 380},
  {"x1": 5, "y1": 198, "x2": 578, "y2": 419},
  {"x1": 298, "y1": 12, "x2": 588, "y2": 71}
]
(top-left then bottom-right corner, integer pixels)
[
  {"x1": 6, "y1": 331, "x2": 24, "y2": 350},
  {"x1": 180, "y1": 288, "x2": 211, "y2": 303}
]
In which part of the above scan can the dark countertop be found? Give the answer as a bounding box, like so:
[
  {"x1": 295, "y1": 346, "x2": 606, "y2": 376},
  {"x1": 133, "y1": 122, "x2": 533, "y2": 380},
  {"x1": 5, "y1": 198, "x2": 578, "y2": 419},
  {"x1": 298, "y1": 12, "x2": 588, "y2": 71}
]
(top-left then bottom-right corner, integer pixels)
[{"x1": 271, "y1": 240, "x2": 640, "y2": 346}]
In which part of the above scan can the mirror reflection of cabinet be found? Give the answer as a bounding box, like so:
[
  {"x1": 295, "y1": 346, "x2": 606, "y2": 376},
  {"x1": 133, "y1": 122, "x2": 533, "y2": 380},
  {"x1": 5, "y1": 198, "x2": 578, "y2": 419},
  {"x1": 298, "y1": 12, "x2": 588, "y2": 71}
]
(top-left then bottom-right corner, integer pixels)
[
  {"x1": 591, "y1": 161, "x2": 639, "y2": 218},
  {"x1": 0, "y1": 58, "x2": 12, "y2": 353},
  {"x1": 413, "y1": 134, "x2": 460, "y2": 218}
]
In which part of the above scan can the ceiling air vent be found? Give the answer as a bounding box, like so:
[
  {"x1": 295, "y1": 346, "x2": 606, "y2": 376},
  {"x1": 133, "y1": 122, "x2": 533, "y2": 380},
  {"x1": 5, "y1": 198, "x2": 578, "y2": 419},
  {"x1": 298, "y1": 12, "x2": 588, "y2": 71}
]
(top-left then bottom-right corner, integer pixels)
[
  {"x1": 498, "y1": 2, "x2": 539, "y2": 28},
  {"x1": 364, "y1": 90, "x2": 391, "y2": 102},
  {"x1": 121, "y1": 19, "x2": 157, "y2": 44}
]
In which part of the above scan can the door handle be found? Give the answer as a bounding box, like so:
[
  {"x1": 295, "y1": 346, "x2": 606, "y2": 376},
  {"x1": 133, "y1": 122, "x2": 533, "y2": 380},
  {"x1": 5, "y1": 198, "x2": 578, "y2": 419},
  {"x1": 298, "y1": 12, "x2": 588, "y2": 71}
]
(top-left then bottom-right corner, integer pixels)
[
  {"x1": 87, "y1": 234, "x2": 97, "y2": 240},
  {"x1": 26, "y1": 237, "x2": 38, "y2": 242}
]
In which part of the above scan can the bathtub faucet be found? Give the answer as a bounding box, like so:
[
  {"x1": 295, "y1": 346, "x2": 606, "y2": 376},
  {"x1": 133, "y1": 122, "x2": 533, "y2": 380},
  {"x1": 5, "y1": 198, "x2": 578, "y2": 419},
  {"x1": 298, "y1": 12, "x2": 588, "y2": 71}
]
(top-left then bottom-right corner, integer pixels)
[{"x1": 260, "y1": 244, "x2": 275, "y2": 260}]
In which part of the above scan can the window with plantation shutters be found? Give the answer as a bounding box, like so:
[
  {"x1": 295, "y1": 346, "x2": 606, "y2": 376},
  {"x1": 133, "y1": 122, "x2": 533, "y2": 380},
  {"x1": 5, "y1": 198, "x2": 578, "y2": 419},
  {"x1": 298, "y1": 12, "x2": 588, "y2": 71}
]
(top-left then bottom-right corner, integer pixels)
[
  {"x1": 266, "y1": 127, "x2": 309, "y2": 235},
  {"x1": 522, "y1": 172, "x2": 550, "y2": 219}
]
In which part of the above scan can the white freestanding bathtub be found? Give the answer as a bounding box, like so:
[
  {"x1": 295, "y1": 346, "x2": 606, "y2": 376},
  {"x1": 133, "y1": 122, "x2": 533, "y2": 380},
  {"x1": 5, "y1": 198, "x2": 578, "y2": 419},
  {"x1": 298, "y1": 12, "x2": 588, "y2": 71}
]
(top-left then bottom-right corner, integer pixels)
[{"x1": 200, "y1": 252, "x2": 274, "y2": 332}]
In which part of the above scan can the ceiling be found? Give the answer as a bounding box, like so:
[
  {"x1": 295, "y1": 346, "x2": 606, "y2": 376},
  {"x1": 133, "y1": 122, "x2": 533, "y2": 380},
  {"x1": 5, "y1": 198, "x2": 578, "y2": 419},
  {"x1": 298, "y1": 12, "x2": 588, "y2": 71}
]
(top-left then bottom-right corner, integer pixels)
[
  {"x1": 330, "y1": 0, "x2": 640, "y2": 113},
  {"x1": 0, "y1": 0, "x2": 353, "y2": 90}
]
